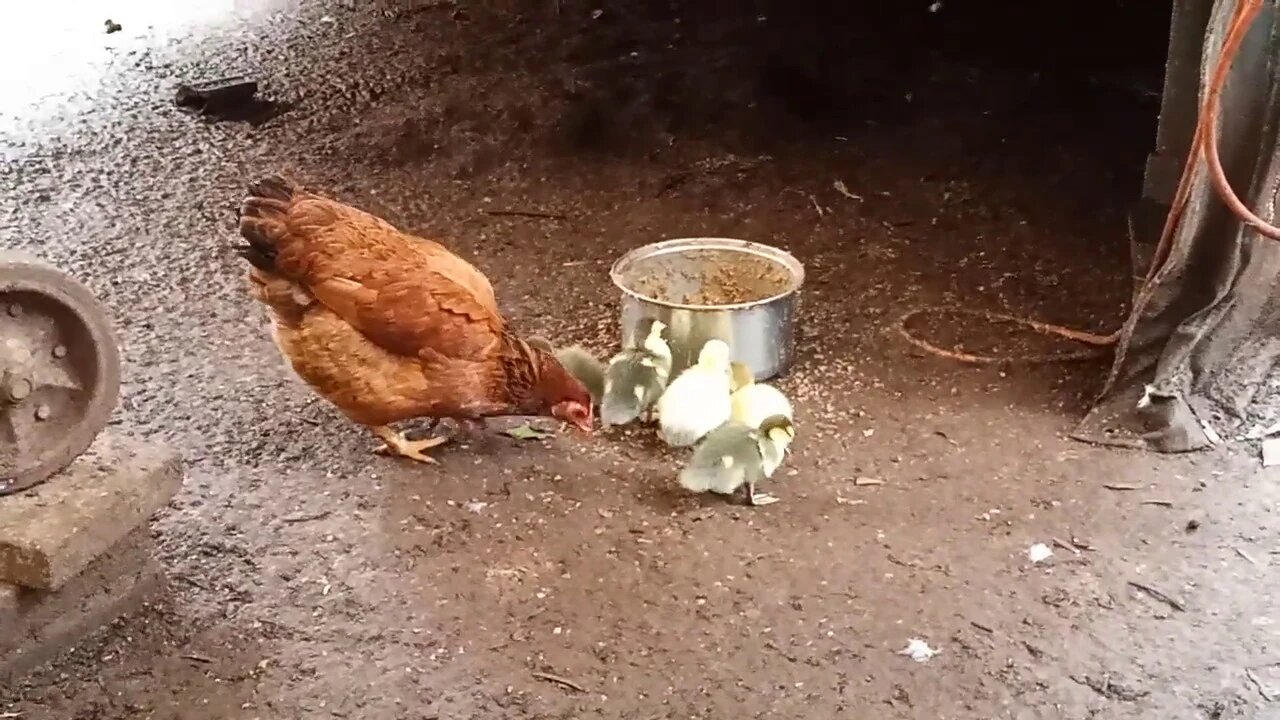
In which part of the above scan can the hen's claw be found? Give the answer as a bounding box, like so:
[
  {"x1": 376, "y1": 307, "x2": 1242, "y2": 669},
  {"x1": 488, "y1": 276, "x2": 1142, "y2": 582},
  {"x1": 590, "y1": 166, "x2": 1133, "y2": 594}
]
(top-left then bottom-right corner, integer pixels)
[{"x1": 371, "y1": 426, "x2": 448, "y2": 464}]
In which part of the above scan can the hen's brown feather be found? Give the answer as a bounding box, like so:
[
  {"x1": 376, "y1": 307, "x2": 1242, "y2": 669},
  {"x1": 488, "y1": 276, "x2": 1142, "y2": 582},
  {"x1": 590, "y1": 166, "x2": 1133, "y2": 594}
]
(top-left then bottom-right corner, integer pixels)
[
  {"x1": 236, "y1": 175, "x2": 589, "y2": 430},
  {"x1": 238, "y1": 177, "x2": 501, "y2": 346},
  {"x1": 269, "y1": 305, "x2": 518, "y2": 425},
  {"x1": 305, "y1": 273, "x2": 501, "y2": 360}
]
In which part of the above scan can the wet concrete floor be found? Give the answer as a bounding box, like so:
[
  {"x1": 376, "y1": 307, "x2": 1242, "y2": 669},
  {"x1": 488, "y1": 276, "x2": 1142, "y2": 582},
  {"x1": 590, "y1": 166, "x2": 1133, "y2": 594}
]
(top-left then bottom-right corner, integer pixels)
[{"x1": 1, "y1": 2, "x2": 1276, "y2": 718}]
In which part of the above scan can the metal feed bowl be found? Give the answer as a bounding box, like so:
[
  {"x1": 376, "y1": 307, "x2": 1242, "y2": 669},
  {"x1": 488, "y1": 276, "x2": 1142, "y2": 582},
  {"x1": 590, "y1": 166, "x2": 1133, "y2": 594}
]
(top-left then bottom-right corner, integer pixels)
[
  {"x1": 0, "y1": 251, "x2": 121, "y2": 496},
  {"x1": 611, "y1": 238, "x2": 804, "y2": 381}
]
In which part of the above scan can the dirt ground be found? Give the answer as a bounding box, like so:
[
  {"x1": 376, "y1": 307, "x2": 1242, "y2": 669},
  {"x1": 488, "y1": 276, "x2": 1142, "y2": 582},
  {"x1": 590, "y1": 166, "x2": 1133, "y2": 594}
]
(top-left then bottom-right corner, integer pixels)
[{"x1": 3, "y1": 1, "x2": 1279, "y2": 718}]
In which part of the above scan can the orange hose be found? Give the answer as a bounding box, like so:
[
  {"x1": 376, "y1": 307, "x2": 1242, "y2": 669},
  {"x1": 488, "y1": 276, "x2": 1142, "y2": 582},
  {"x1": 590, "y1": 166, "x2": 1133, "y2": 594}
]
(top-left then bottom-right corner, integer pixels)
[
  {"x1": 1203, "y1": 0, "x2": 1280, "y2": 240},
  {"x1": 898, "y1": 0, "x2": 1279, "y2": 364}
]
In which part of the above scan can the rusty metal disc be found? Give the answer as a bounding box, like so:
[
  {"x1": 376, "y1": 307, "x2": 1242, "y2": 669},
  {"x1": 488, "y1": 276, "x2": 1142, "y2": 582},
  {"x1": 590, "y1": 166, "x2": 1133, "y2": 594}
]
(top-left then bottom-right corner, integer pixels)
[{"x1": 0, "y1": 251, "x2": 121, "y2": 495}]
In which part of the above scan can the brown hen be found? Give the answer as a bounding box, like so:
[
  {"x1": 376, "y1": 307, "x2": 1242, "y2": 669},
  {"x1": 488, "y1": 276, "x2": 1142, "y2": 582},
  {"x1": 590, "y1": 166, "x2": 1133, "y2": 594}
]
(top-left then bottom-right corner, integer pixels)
[{"x1": 234, "y1": 176, "x2": 593, "y2": 464}]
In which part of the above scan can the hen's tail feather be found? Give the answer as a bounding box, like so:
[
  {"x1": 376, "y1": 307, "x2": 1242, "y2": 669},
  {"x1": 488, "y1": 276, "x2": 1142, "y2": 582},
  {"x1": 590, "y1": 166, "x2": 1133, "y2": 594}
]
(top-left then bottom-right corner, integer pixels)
[
  {"x1": 236, "y1": 176, "x2": 302, "y2": 273},
  {"x1": 232, "y1": 243, "x2": 276, "y2": 273},
  {"x1": 247, "y1": 175, "x2": 299, "y2": 203}
]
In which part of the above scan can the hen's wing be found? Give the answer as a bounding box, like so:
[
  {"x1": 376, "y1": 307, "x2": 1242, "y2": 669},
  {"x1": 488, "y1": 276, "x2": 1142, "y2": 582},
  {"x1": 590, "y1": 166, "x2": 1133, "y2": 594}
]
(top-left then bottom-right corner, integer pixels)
[{"x1": 238, "y1": 176, "x2": 504, "y2": 360}]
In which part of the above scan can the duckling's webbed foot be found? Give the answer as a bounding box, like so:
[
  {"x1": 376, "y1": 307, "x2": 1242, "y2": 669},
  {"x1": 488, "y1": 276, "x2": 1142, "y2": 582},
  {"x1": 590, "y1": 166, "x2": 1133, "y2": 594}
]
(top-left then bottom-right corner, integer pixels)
[{"x1": 744, "y1": 483, "x2": 780, "y2": 507}]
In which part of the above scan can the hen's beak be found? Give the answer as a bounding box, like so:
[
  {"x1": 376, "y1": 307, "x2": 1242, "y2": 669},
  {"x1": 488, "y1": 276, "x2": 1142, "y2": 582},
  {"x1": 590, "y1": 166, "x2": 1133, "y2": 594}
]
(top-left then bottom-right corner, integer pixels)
[{"x1": 571, "y1": 410, "x2": 595, "y2": 434}]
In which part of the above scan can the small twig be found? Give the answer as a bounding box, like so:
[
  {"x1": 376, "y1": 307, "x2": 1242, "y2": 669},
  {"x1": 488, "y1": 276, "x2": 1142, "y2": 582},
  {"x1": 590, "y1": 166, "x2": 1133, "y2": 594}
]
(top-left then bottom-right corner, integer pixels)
[
  {"x1": 886, "y1": 553, "x2": 920, "y2": 569},
  {"x1": 1053, "y1": 536, "x2": 1093, "y2": 553},
  {"x1": 1127, "y1": 581, "x2": 1186, "y2": 612},
  {"x1": 740, "y1": 550, "x2": 780, "y2": 566},
  {"x1": 531, "y1": 671, "x2": 587, "y2": 693},
  {"x1": 1070, "y1": 674, "x2": 1149, "y2": 702},
  {"x1": 0, "y1": 712, "x2": 23, "y2": 719},
  {"x1": 1104, "y1": 483, "x2": 1142, "y2": 491},
  {"x1": 282, "y1": 511, "x2": 331, "y2": 524},
  {"x1": 969, "y1": 620, "x2": 994, "y2": 634},
  {"x1": 180, "y1": 653, "x2": 213, "y2": 664},
  {"x1": 1236, "y1": 547, "x2": 1260, "y2": 566},
  {"x1": 783, "y1": 188, "x2": 825, "y2": 217},
  {"x1": 483, "y1": 209, "x2": 568, "y2": 220},
  {"x1": 1246, "y1": 667, "x2": 1275, "y2": 702},
  {"x1": 806, "y1": 193, "x2": 826, "y2": 217},
  {"x1": 833, "y1": 179, "x2": 864, "y2": 201},
  {"x1": 1070, "y1": 537, "x2": 1096, "y2": 551},
  {"x1": 1052, "y1": 537, "x2": 1082, "y2": 555},
  {"x1": 1139, "y1": 500, "x2": 1174, "y2": 507}
]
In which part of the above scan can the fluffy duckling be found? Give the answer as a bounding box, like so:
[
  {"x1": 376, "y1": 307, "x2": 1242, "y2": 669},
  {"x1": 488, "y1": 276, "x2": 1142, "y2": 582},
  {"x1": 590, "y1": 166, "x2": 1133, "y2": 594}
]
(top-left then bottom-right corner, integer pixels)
[
  {"x1": 601, "y1": 318, "x2": 673, "y2": 427},
  {"x1": 678, "y1": 415, "x2": 797, "y2": 506},
  {"x1": 725, "y1": 360, "x2": 793, "y2": 430},
  {"x1": 730, "y1": 361, "x2": 755, "y2": 392},
  {"x1": 656, "y1": 338, "x2": 733, "y2": 447},
  {"x1": 556, "y1": 346, "x2": 605, "y2": 407},
  {"x1": 527, "y1": 337, "x2": 606, "y2": 407},
  {"x1": 731, "y1": 383, "x2": 794, "y2": 430}
]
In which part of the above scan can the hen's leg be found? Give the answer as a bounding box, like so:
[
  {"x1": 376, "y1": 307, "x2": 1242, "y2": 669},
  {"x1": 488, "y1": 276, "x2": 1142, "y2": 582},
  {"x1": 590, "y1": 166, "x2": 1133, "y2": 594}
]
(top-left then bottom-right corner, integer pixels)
[{"x1": 370, "y1": 425, "x2": 448, "y2": 465}]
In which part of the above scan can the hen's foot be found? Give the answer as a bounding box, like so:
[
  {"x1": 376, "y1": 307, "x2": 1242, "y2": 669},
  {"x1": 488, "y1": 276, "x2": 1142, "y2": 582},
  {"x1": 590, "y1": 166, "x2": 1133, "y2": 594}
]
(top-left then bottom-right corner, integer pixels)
[{"x1": 371, "y1": 426, "x2": 448, "y2": 465}]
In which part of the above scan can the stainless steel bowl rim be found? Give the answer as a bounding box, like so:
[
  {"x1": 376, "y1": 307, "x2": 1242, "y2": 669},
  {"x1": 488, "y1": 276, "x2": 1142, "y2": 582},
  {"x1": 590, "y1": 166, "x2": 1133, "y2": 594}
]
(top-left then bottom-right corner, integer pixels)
[{"x1": 609, "y1": 237, "x2": 805, "y2": 311}]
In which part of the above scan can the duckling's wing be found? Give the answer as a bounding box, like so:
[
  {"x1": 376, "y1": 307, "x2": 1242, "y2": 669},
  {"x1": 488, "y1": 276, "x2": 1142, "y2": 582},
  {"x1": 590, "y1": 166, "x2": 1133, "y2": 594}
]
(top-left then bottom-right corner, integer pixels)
[{"x1": 679, "y1": 423, "x2": 761, "y2": 494}]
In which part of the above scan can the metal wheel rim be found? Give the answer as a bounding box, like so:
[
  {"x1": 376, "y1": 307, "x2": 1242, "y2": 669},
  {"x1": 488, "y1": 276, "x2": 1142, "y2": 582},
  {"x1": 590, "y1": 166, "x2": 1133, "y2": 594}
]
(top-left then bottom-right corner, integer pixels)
[{"x1": 0, "y1": 251, "x2": 121, "y2": 495}]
